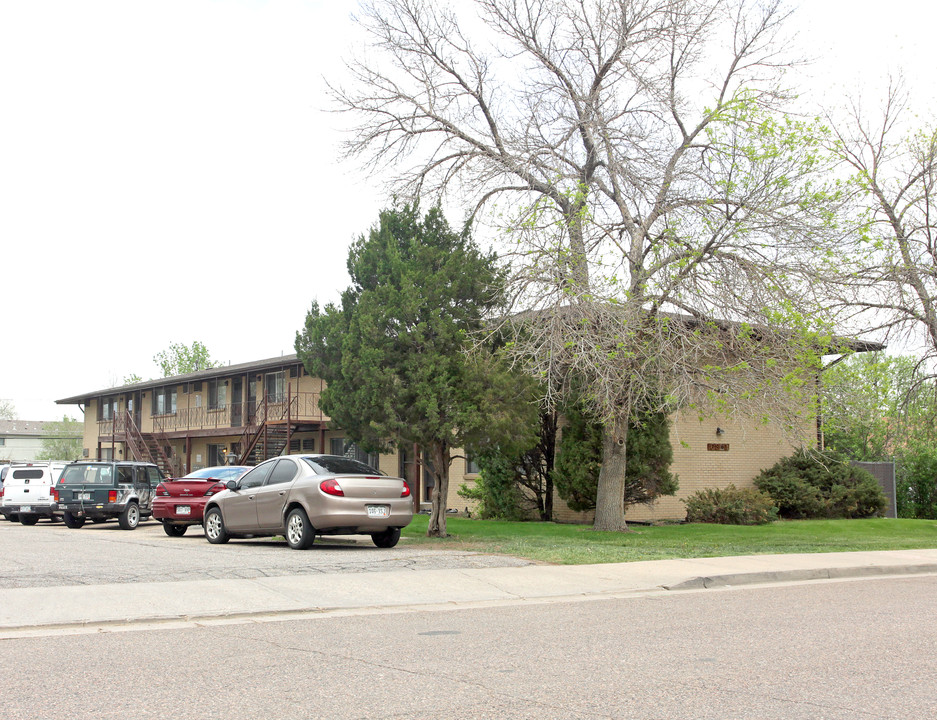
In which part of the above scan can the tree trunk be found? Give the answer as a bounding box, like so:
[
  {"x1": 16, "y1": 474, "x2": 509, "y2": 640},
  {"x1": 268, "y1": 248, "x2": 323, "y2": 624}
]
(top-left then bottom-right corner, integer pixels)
[
  {"x1": 593, "y1": 412, "x2": 630, "y2": 532},
  {"x1": 426, "y1": 441, "x2": 450, "y2": 537}
]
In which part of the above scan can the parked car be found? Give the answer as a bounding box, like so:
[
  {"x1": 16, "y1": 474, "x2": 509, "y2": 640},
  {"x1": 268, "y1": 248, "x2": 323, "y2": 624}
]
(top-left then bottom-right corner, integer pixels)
[
  {"x1": 153, "y1": 465, "x2": 250, "y2": 537},
  {"x1": 54, "y1": 461, "x2": 163, "y2": 529},
  {"x1": 203, "y1": 454, "x2": 413, "y2": 549},
  {"x1": 0, "y1": 461, "x2": 69, "y2": 524}
]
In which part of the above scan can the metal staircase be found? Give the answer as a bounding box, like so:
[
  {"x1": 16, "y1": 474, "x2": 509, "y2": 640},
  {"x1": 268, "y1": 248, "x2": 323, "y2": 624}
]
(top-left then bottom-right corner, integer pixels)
[
  {"x1": 236, "y1": 389, "x2": 296, "y2": 465},
  {"x1": 122, "y1": 411, "x2": 181, "y2": 476}
]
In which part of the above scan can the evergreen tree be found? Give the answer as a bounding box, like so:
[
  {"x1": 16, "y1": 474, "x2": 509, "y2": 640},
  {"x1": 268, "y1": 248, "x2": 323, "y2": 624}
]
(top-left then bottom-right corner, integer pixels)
[{"x1": 296, "y1": 205, "x2": 523, "y2": 536}]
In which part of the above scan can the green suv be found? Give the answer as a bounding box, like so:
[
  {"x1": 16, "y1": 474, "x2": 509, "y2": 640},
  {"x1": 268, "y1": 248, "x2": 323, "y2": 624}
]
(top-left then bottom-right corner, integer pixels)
[{"x1": 55, "y1": 461, "x2": 164, "y2": 530}]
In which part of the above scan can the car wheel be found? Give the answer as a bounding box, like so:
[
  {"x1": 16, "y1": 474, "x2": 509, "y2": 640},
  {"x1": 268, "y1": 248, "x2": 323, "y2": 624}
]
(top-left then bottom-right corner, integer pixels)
[
  {"x1": 63, "y1": 511, "x2": 86, "y2": 529},
  {"x1": 118, "y1": 502, "x2": 140, "y2": 530},
  {"x1": 163, "y1": 523, "x2": 187, "y2": 537},
  {"x1": 371, "y1": 527, "x2": 401, "y2": 548},
  {"x1": 285, "y1": 507, "x2": 315, "y2": 550},
  {"x1": 204, "y1": 507, "x2": 229, "y2": 544},
  {"x1": 19, "y1": 514, "x2": 39, "y2": 526}
]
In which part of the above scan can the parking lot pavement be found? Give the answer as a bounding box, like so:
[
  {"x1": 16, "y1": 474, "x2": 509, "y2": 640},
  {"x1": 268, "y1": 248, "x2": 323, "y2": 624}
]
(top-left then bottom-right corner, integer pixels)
[{"x1": 0, "y1": 516, "x2": 532, "y2": 589}]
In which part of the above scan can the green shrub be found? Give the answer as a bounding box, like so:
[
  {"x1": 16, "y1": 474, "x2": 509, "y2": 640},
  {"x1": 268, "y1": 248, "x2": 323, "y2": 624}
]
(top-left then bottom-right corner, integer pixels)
[
  {"x1": 684, "y1": 485, "x2": 778, "y2": 525},
  {"x1": 458, "y1": 450, "x2": 528, "y2": 521},
  {"x1": 754, "y1": 449, "x2": 887, "y2": 519}
]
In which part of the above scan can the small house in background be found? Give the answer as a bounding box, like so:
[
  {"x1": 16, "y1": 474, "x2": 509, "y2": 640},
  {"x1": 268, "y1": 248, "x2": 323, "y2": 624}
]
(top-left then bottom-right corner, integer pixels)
[{"x1": 0, "y1": 420, "x2": 81, "y2": 463}]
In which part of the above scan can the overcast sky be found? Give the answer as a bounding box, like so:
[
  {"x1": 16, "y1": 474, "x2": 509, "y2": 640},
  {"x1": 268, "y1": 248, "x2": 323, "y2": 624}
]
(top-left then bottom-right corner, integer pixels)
[{"x1": 2, "y1": 0, "x2": 935, "y2": 421}]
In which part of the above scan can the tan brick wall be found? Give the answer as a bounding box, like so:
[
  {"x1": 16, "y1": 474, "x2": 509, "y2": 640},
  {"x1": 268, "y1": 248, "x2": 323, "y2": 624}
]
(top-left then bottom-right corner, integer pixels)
[{"x1": 551, "y1": 410, "x2": 809, "y2": 524}]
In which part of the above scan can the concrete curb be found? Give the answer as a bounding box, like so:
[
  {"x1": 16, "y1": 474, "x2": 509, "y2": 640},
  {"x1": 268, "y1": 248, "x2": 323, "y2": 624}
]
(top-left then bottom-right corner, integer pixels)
[
  {"x1": 3, "y1": 550, "x2": 937, "y2": 637},
  {"x1": 663, "y1": 562, "x2": 937, "y2": 590}
]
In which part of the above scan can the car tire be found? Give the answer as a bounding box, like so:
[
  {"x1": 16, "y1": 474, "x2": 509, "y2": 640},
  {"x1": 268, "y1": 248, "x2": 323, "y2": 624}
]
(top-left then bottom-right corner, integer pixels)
[
  {"x1": 118, "y1": 502, "x2": 140, "y2": 530},
  {"x1": 163, "y1": 523, "x2": 187, "y2": 537},
  {"x1": 285, "y1": 507, "x2": 315, "y2": 550},
  {"x1": 19, "y1": 514, "x2": 39, "y2": 526},
  {"x1": 204, "y1": 507, "x2": 229, "y2": 544},
  {"x1": 63, "y1": 511, "x2": 85, "y2": 529},
  {"x1": 371, "y1": 527, "x2": 401, "y2": 548}
]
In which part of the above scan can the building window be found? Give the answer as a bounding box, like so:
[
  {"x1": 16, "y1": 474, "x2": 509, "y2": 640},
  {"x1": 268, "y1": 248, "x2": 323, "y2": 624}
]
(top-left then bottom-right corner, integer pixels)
[
  {"x1": 290, "y1": 437, "x2": 316, "y2": 453},
  {"x1": 152, "y1": 387, "x2": 177, "y2": 415},
  {"x1": 0, "y1": 438, "x2": 5, "y2": 446},
  {"x1": 465, "y1": 455, "x2": 480, "y2": 475},
  {"x1": 330, "y1": 438, "x2": 379, "y2": 470},
  {"x1": 208, "y1": 379, "x2": 227, "y2": 410},
  {"x1": 265, "y1": 371, "x2": 285, "y2": 403},
  {"x1": 97, "y1": 396, "x2": 117, "y2": 421}
]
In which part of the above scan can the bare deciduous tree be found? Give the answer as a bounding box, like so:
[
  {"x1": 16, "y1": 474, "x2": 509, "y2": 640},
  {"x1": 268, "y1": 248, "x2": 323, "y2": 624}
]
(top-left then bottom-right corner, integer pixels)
[
  {"x1": 830, "y1": 80, "x2": 937, "y2": 386},
  {"x1": 334, "y1": 0, "x2": 843, "y2": 531}
]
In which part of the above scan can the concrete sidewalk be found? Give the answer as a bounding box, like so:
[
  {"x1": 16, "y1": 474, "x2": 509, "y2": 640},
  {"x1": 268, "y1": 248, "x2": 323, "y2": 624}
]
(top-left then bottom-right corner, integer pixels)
[{"x1": 3, "y1": 548, "x2": 937, "y2": 636}]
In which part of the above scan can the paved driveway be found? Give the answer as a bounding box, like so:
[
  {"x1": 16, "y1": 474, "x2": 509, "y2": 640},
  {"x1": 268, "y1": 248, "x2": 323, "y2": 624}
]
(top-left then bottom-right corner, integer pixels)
[{"x1": 0, "y1": 516, "x2": 531, "y2": 588}]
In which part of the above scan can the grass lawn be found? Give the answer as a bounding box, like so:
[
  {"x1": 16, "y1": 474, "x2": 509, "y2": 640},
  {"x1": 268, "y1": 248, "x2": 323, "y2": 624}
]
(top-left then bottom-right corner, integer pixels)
[{"x1": 400, "y1": 515, "x2": 937, "y2": 565}]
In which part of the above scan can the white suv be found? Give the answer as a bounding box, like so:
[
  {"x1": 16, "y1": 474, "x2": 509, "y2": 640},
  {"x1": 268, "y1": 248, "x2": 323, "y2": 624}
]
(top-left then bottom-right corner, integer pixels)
[{"x1": 0, "y1": 461, "x2": 69, "y2": 524}]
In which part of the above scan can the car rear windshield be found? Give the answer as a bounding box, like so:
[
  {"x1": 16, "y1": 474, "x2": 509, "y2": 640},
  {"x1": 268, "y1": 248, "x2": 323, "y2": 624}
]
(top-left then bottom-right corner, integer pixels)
[
  {"x1": 12, "y1": 469, "x2": 44, "y2": 480},
  {"x1": 302, "y1": 456, "x2": 382, "y2": 476},
  {"x1": 183, "y1": 467, "x2": 246, "y2": 481},
  {"x1": 60, "y1": 465, "x2": 114, "y2": 485}
]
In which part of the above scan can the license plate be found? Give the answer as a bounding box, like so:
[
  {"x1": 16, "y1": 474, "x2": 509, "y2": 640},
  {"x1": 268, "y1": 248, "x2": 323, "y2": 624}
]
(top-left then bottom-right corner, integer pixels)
[
  {"x1": 367, "y1": 505, "x2": 390, "y2": 518},
  {"x1": 176, "y1": 505, "x2": 191, "y2": 515},
  {"x1": 79, "y1": 492, "x2": 93, "y2": 501},
  {"x1": 21, "y1": 506, "x2": 32, "y2": 512}
]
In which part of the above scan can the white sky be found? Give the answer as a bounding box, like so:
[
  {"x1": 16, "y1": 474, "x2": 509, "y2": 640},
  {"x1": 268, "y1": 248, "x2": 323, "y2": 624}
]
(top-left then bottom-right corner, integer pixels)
[{"x1": 1, "y1": 0, "x2": 935, "y2": 421}]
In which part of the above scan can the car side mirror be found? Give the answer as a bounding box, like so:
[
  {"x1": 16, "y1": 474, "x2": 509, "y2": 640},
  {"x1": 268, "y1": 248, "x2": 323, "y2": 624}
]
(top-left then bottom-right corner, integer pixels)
[{"x1": 226, "y1": 480, "x2": 238, "y2": 490}]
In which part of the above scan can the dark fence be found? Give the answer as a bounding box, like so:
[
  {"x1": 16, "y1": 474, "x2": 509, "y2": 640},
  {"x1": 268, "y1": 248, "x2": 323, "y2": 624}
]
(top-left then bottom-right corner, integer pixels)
[{"x1": 853, "y1": 461, "x2": 897, "y2": 519}]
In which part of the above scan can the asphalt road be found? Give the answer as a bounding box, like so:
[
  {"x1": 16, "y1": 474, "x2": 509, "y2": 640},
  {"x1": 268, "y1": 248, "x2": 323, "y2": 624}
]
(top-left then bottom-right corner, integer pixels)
[
  {"x1": 3, "y1": 575, "x2": 934, "y2": 719},
  {"x1": 0, "y1": 516, "x2": 531, "y2": 588}
]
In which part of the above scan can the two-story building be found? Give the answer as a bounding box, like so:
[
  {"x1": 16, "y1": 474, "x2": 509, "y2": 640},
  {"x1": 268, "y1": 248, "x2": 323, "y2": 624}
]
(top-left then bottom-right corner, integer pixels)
[
  {"x1": 56, "y1": 347, "x2": 876, "y2": 523},
  {"x1": 55, "y1": 355, "x2": 446, "y2": 512}
]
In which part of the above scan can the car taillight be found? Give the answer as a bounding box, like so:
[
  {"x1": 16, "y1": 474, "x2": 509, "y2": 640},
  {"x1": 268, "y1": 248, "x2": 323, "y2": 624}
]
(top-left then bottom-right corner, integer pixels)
[
  {"x1": 204, "y1": 482, "x2": 225, "y2": 496},
  {"x1": 108, "y1": 490, "x2": 118, "y2": 503},
  {"x1": 51, "y1": 488, "x2": 58, "y2": 502},
  {"x1": 401, "y1": 481, "x2": 411, "y2": 498},
  {"x1": 319, "y1": 478, "x2": 344, "y2": 497},
  {"x1": 156, "y1": 483, "x2": 170, "y2": 497}
]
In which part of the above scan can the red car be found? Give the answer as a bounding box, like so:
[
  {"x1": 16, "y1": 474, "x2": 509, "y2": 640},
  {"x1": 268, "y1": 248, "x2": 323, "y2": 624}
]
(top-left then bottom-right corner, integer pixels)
[{"x1": 153, "y1": 465, "x2": 249, "y2": 537}]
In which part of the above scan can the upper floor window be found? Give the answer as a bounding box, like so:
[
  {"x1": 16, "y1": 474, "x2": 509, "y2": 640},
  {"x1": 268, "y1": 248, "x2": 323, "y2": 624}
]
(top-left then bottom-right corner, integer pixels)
[
  {"x1": 152, "y1": 386, "x2": 177, "y2": 416},
  {"x1": 97, "y1": 396, "x2": 117, "y2": 421},
  {"x1": 208, "y1": 379, "x2": 227, "y2": 410},
  {"x1": 265, "y1": 371, "x2": 285, "y2": 403}
]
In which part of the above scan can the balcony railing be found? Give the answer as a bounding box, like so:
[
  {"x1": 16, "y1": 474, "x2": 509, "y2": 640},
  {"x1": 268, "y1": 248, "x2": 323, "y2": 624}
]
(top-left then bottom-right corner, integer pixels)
[
  {"x1": 154, "y1": 392, "x2": 326, "y2": 433},
  {"x1": 96, "y1": 392, "x2": 326, "y2": 438}
]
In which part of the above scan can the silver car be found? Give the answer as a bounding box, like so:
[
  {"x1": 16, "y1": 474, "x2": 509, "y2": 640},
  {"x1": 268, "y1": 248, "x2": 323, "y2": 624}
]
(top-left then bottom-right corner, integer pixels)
[{"x1": 202, "y1": 454, "x2": 413, "y2": 549}]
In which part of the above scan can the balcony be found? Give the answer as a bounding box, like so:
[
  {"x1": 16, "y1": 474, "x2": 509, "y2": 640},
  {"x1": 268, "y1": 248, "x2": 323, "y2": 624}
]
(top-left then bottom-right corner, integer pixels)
[{"x1": 97, "y1": 392, "x2": 327, "y2": 438}]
